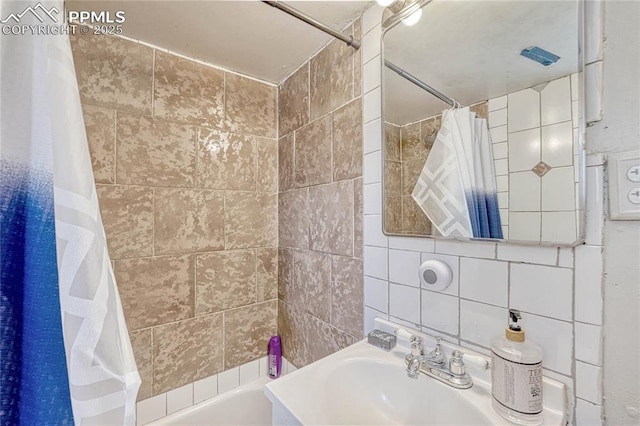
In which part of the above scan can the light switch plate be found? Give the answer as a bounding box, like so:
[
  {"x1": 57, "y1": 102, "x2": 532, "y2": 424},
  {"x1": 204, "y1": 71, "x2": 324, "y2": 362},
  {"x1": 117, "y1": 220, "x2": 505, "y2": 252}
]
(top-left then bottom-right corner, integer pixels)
[{"x1": 608, "y1": 150, "x2": 640, "y2": 220}]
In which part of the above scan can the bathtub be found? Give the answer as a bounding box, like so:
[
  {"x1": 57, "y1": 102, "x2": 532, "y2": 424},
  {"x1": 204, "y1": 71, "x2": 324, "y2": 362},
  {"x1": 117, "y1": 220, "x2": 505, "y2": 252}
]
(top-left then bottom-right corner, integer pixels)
[{"x1": 149, "y1": 377, "x2": 272, "y2": 426}]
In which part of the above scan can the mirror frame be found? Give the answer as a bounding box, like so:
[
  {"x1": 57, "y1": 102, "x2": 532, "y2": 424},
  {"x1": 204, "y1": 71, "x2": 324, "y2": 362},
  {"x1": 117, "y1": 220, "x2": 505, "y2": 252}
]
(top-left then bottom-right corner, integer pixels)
[{"x1": 379, "y1": 0, "x2": 586, "y2": 247}]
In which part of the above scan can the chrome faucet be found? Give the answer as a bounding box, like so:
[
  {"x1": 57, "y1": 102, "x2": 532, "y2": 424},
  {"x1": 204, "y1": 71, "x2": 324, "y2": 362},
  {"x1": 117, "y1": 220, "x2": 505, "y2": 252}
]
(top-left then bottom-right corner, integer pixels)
[{"x1": 404, "y1": 336, "x2": 473, "y2": 389}]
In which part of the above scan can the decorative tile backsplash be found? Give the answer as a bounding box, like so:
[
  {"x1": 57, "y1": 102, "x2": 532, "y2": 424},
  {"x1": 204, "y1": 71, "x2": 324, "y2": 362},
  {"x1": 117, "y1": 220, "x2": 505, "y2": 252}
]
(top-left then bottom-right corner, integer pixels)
[{"x1": 72, "y1": 33, "x2": 278, "y2": 402}]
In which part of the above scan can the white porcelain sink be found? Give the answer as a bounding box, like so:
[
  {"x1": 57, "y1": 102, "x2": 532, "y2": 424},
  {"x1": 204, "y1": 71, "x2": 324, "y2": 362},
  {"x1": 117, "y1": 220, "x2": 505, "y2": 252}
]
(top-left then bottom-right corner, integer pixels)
[{"x1": 265, "y1": 319, "x2": 566, "y2": 426}]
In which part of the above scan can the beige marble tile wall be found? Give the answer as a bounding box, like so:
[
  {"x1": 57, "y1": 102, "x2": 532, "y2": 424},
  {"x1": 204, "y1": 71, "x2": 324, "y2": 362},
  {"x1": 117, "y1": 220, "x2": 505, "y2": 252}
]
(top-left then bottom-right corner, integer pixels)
[
  {"x1": 71, "y1": 33, "x2": 278, "y2": 401},
  {"x1": 384, "y1": 103, "x2": 487, "y2": 235},
  {"x1": 277, "y1": 19, "x2": 364, "y2": 368}
]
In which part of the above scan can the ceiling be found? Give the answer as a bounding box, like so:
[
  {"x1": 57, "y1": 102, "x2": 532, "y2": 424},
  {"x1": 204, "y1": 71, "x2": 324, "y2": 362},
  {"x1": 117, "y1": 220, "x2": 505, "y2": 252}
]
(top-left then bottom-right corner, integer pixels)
[
  {"x1": 384, "y1": 0, "x2": 580, "y2": 125},
  {"x1": 66, "y1": 0, "x2": 372, "y2": 84}
]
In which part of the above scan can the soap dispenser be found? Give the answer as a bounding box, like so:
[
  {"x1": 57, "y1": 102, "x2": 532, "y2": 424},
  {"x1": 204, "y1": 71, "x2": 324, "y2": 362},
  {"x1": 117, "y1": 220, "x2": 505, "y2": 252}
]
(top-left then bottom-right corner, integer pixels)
[{"x1": 491, "y1": 309, "x2": 543, "y2": 425}]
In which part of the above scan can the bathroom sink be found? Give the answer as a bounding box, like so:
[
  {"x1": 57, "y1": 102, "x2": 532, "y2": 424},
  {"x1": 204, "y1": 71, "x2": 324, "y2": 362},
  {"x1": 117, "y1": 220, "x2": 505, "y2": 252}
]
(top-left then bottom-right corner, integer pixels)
[{"x1": 265, "y1": 319, "x2": 566, "y2": 426}]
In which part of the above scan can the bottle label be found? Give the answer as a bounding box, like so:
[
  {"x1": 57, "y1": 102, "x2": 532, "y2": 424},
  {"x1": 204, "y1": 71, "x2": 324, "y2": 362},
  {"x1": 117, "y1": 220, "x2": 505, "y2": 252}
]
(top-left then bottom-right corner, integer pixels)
[{"x1": 491, "y1": 351, "x2": 543, "y2": 415}]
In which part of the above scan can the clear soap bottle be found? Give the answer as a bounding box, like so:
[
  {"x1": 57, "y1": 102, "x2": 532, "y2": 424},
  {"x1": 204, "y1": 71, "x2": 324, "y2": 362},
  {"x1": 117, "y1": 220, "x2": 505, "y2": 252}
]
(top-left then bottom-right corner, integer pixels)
[{"x1": 491, "y1": 309, "x2": 544, "y2": 425}]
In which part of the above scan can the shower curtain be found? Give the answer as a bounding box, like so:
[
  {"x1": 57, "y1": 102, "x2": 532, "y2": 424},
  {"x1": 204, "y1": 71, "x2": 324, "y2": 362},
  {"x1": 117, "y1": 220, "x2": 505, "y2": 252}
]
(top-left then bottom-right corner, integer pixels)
[
  {"x1": 412, "y1": 107, "x2": 502, "y2": 239},
  {"x1": 0, "y1": 1, "x2": 141, "y2": 424}
]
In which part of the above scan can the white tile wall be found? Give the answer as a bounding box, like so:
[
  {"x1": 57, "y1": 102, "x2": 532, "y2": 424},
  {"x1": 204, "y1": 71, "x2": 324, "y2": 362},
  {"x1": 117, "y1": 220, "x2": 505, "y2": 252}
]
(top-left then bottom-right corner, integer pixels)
[
  {"x1": 137, "y1": 394, "x2": 166, "y2": 425},
  {"x1": 388, "y1": 249, "x2": 420, "y2": 286},
  {"x1": 361, "y1": 5, "x2": 604, "y2": 423},
  {"x1": 193, "y1": 373, "x2": 218, "y2": 404},
  {"x1": 576, "y1": 361, "x2": 603, "y2": 403},
  {"x1": 218, "y1": 367, "x2": 240, "y2": 394}
]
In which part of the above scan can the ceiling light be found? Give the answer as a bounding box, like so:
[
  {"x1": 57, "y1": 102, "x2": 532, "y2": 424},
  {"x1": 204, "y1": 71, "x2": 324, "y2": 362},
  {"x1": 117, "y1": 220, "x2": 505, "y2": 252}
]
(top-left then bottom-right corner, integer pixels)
[
  {"x1": 402, "y1": 8, "x2": 422, "y2": 26},
  {"x1": 376, "y1": 0, "x2": 396, "y2": 6}
]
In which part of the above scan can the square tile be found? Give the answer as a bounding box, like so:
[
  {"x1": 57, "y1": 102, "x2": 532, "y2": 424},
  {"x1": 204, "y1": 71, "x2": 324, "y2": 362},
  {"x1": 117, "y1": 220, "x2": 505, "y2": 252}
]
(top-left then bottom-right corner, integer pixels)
[
  {"x1": 390, "y1": 237, "x2": 435, "y2": 252},
  {"x1": 460, "y1": 258, "x2": 508, "y2": 307},
  {"x1": 575, "y1": 399, "x2": 603, "y2": 426},
  {"x1": 71, "y1": 33, "x2": 153, "y2": 115},
  {"x1": 153, "y1": 314, "x2": 224, "y2": 394},
  {"x1": 541, "y1": 121, "x2": 573, "y2": 167},
  {"x1": 154, "y1": 189, "x2": 224, "y2": 255},
  {"x1": 279, "y1": 63, "x2": 309, "y2": 137},
  {"x1": 136, "y1": 393, "x2": 166, "y2": 426},
  {"x1": 542, "y1": 212, "x2": 577, "y2": 244},
  {"x1": 421, "y1": 291, "x2": 459, "y2": 335},
  {"x1": 364, "y1": 215, "x2": 388, "y2": 248},
  {"x1": 388, "y1": 249, "x2": 421, "y2": 287},
  {"x1": 488, "y1": 108, "x2": 507, "y2": 128},
  {"x1": 509, "y1": 171, "x2": 541, "y2": 211},
  {"x1": 389, "y1": 283, "x2": 420, "y2": 325},
  {"x1": 364, "y1": 307, "x2": 387, "y2": 335},
  {"x1": 257, "y1": 137, "x2": 278, "y2": 193},
  {"x1": 494, "y1": 159, "x2": 509, "y2": 176},
  {"x1": 364, "y1": 245, "x2": 387, "y2": 279},
  {"x1": 508, "y1": 128, "x2": 541, "y2": 172},
  {"x1": 576, "y1": 361, "x2": 603, "y2": 403},
  {"x1": 363, "y1": 87, "x2": 382, "y2": 123},
  {"x1": 309, "y1": 181, "x2": 354, "y2": 256},
  {"x1": 509, "y1": 212, "x2": 541, "y2": 242},
  {"x1": 330, "y1": 256, "x2": 364, "y2": 338},
  {"x1": 490, "y1": 125, "x2": 508, "y2": 143},
  {"x1": 364, "y1": 151, "x2": 382, "y2": 184},
  {"x1": 493, "y1": 142, "x2": 508, "y2": 160},
  {"x1": 294, "y1": 116, "x2": 332, "y2": 187},
  {"x1": 310, "y1": 38, "x2": 354, "y2": 120},
  {"x1": 584, "y1": 166, "x2": 604, "y2": 245},
  {"x1": 196, "y1": 129, "x2": 256, "y2": 190},
  {"x1": 154, "y1": 51, "x2": 224, "y2": 127},
  {"x1": 130, "y1": 329, "x2": 153, "y2": 401},
  {"x1": 167, "y1": 383, "x2": 193, "y2": 415},
  {"x1": 83, "y1": 105, "x2": 115, "y2": 184},
  {"x1": 541, "y1": 166, "x2": 574, "y2": 211},
  {"x1": 541, "y1": 76, "x2": 572, "y2": 126},
  {"x1": 363, "y1": 55, "x2": 381, "y2": 93},
  {"x1": 459, "y1": 300, "x2": 506, "y2": 348},
  {"x1": 364, "y1": 183, "x2": 382, "y2": 215},
  {"x1": 525, "y1": 314, "x2": 573, "y2": 375},
  {"x1": 508, "y1": 88, "x2": 540, "y2": 132},
  {"x1": 279, "y1": 189, "x2": 309, "y2": 250},
  {"x1": 116, "y1": 114, "x2": 196, "y2": 187},
  {"x1": 225, "y1": 192, "x2": 277, "y2": 249},
  {"x1": 239, "y1": 360, "x2": 260, "y2": 385},
  {"x1": 195, "y1": 250, "x2": 256, "y2": 315},
  {"x1": 575, "y1": 245, "x2": 604, "y2": 325},
  {"x1": 332, "y1": 99, "x2": 363, "y2": 181},
  {"x1": 116, "y1": 255, "x2": 194, "y2": 330},
  {"x1": 575, "y1": 322, "x2": 603, "y2": 366},
  {"x1": 488, "y1": 96, "x2": 507, "y2": 111},
  {"x1": 510, "y1": 264, "x2": 573, "y2": 321},
  {"x1": 364, "y1": 276, "x2": 388, "y2": 313},
  {"x1": 193, "y1": 374, "x2": 218, "y2": 404},
  {"x1": 225, "y1": 73, "x2": 277, "y2": 138},
  {"x1": 364, "y1": 119, "x2": 382, "y2": 154},
  {"x1": 217, "y1": 367, "x2": 239, "y2": 394},
  {"x1": 96, "y1": 185, "x2": 153, "y2": 259}
]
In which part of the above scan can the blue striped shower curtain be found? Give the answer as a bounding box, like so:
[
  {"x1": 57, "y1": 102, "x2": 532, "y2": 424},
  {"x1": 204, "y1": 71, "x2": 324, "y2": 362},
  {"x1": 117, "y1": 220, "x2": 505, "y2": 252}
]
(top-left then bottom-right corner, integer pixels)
[
  {"x1": 412, "y1": 107, "x2": 503, "y2": 239},
  {"x1": 1, "y1": 1, "x2": 140, "y2": 424}
]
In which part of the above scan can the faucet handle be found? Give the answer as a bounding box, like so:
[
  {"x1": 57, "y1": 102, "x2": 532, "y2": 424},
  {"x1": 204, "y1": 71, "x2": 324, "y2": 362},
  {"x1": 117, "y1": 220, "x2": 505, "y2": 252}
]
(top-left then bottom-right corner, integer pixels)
[
  {"x1": 410, "y1": 335, "x2": 424, "y2": 356},
  {"x1": 449, "y1": 350, "x2": 466, "y2": 376},
  {"x1": 425, "y1": 337, "x2": 445, "y2": 365}
]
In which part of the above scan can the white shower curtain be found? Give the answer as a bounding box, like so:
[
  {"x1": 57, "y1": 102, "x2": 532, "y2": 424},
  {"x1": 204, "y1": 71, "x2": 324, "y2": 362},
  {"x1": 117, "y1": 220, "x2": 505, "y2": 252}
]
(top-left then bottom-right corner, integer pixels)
[
  {"x1": 412, "y1": 107, "x2": 502, "y2": 239},
  {"x1": 1, "y1": 1, "x2": 140, "y2": 423}
]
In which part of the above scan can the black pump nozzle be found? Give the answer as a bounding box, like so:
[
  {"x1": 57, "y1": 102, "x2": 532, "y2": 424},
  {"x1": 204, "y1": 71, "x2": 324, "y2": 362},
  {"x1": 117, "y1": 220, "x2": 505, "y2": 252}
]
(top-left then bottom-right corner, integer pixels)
[{"x1": 508, "y1": 309, "x2": 522, "y2": 331}]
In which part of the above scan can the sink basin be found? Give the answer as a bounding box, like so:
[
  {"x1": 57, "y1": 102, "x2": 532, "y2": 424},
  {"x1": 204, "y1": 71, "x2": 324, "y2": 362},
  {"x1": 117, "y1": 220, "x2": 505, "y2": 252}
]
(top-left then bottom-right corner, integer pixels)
[{"x1": 265, "y1": 319, "x2": 566, "y2": 426}]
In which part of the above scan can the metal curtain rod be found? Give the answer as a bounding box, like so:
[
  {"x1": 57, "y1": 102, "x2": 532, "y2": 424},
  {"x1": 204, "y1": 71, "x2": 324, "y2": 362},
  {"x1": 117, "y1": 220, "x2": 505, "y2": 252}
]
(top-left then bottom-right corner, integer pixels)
[
  {"x1": 262, "y1": 1, "x2": 360, "y2": 50},
  {"x1": 384, "y1": 59, "x2": 458, "y2": 107}
]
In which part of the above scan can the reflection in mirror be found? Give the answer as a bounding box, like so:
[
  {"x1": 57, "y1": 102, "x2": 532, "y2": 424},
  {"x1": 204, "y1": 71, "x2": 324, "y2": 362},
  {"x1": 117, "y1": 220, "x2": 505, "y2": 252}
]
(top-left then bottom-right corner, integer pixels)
[{"x1": 382, "y1": 0, "x2": 584, "y2": 245}]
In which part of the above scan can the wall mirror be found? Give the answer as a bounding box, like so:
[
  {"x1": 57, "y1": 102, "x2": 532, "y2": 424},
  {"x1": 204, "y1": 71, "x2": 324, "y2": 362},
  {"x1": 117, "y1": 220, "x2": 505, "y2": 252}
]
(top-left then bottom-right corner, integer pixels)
[{"x1": 381, "y1": 0, "x2": 584, "y2": 245}]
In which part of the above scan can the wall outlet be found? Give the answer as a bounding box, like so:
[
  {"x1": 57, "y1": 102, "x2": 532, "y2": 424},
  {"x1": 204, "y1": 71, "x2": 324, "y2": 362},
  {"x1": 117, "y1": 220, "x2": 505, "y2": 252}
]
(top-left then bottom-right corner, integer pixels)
[{"x1": 608, "y1": 150, "x2": 640, "y2": 220}]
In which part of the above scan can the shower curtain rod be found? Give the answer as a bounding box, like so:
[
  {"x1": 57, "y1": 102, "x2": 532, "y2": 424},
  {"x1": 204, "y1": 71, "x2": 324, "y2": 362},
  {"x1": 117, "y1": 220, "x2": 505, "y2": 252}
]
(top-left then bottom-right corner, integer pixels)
[
  {"x1": 262, "y1": 1, "x2": 361, "y2": 50},
  {"x1": 384, "y1": 59, "x2": 459, "y2": 107}
]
